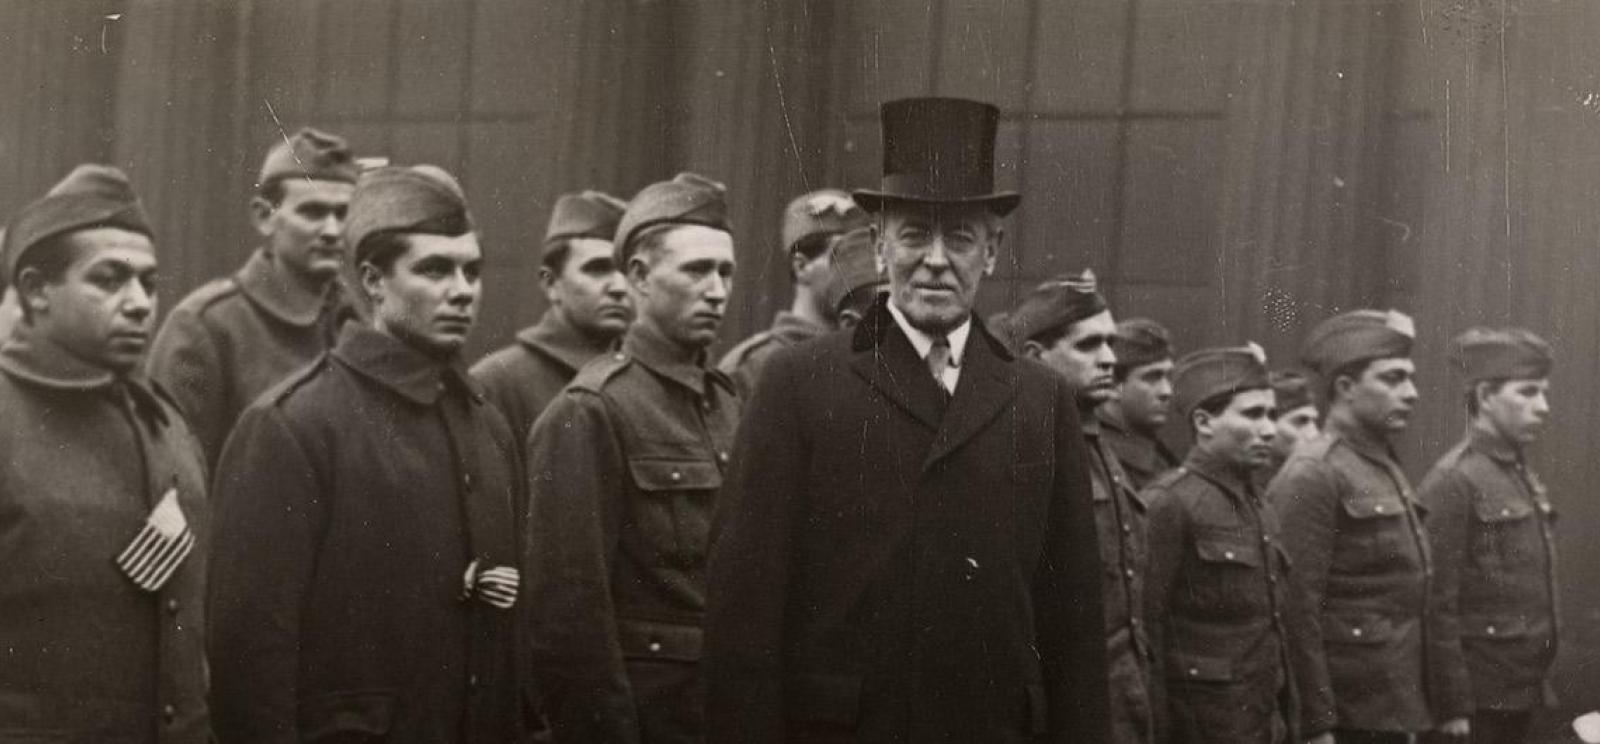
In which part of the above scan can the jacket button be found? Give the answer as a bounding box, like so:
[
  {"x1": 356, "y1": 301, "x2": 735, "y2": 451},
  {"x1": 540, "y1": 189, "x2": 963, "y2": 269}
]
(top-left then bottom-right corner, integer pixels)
[
  {"x1": 1123, "y1": 568, "x2": 1135, "y2": 579},
  {"x1": 1487, "y1": 625, "x2": 1497, "y2": 635},
  {"x1": 670, "y1": 471, "x2": 682, "y2": 483},
  {"x1": 463, "y1": 474, "x2": 474, "y2": 492},
  {"x1": 1373, "y1": 505, "x2": 1386, "y2": 514},
  {"x1": 1501, "y1": 508, "x2": 1511, "y2": 516},
  {"x1": 614, "y1": 353, "x2": 626, "y2": 361},
  {"x1": 717, "y1": 451, "x2": 730, "y2": 464},
  {"x1": 1121, "y1": 523, "x2": 1131, "y2": 535},
  {"x1": 1224, "y1": 551, "x2": 1236, "y2": 560},
  {"x1": 1187, "y1": 667, "x2": 1199, "y2": 676},
  {"x1": 1351, "y1": 628, "x2": 1363, "y2": 637},
  {"x1": 162, "y1": 704, "x2": 176, "y2": 723},
  {"x1": 1262, "y1": 535, "x2": 1272, "y2": 543},
  {"x1": 166, "y1": 598, "x2": 180, "y2": 615},
  {"x1": 468, "y1": 674, "x2": 479, "y2": 689},
  {"x1": 648, "y1": 640, "x2": 663, "y2": 653}
]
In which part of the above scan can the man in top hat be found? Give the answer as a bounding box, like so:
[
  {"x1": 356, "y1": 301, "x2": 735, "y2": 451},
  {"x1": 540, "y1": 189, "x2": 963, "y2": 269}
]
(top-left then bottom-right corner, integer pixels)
[
  {"x1": 1420, "y1": 328, "x2": 1557, "y2": 744},
  {"x1": 1002, "y1": 269, "x2": 1152, "y2": 744},
  {"x1": 0, "y1": 165, "x2": 209, "y2": 742},
  {"x1": 147, "y1": 127, "x2": 360, "y2": 468},
  {"x1": 706, "y1": 97, "x2": 1107, "y2": 744},
  {"x1": 718, "y1": 188, "x2": 867, "y2": 400},
  {"x1": 524, "y1": 172, "x2": 739, "y2": 744},
  {"x1": 822, "y1": 225, "x2": 885, "y2": 329},
  {"x1": 472, "y1": 190, "x2": 632, "y2": 441},
  {"x1": 1267, "y1": 309, "x2": 1435, "y2": 744},
  {"x1": 1143, "y1": 344, "x2": 1313, "y2": 743},
  {"x1": 1098, "y1": 318, "x2": 1180, "y2": 491},
  {"x1": 1268, "y1": 370, "x2": 1320, "y2": 477},
  {"x1": 208, "y1": 165, "x2": 527, "y2": 744}
]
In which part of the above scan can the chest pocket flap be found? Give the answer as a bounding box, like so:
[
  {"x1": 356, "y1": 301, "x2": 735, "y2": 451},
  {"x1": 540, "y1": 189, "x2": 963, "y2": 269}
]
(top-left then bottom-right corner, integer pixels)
[
  {"x1": 1194, "y1": 533, "x2": 1264, "y2": 568},
  {"x1": 1339, "y1": 488, "x2": 1407, "y2": 521},
  {"x1": 1473, "y1": 491, "x2": 1534, "y2": 523},
  {"x1": 629, "y1": 457, "x2": 724, "y2": 492}
]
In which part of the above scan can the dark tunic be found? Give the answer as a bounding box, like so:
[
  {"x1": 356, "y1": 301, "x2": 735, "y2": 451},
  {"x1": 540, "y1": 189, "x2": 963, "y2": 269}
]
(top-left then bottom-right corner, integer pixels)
[
  {"x1": 1421, "y1": 427, "x2": 1558, "y2": 717},
  {"x1": 0, "y1": 333, "x2": 210, "y2": 744},
  {"x1": 1085, "y1": 416, "x2": 1155, "y2": 744},
  {"x1": 1097, "y1": 405, "x2": 1180, "y2": 492},
  {"x1": 716, "y1": 310, "x2": 826, "y2": 400},
  {"x1": 471, "y1": 308, "x2": 615, "y2": 443},
  {"x1": 1143, "y1": 447, "x2": 1307, "y2": 744},
  {"x1": 1267, "y1": 418, "x2": 1435, "y2": 736},
  {"x1": 208, "y1": 324, "x2": 526, "y2": 744},
  {"x1": 146, "y1": 249, "x2": 358, "y2": 468},
  {"x1": 525, "y1": 322, "x2": 740, "y2": 744},
  {"x1": 704, "y1": 301, "x2": 1109, "y2": 744}
]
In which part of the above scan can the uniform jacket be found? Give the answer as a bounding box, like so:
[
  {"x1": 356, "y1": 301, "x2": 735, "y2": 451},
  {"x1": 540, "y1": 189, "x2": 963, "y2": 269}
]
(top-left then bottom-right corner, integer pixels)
[
  {"x1": 1143, "y1": 447, "x2": 1308, "y2": 744},
  {"x1": 1085, "y1": 418, "x2": 1154, "y2": 744},
  {"x1": 471, "y1": 308, "x2": 616, "y2": 443},
  {"x1": 716, "y1": 310, "x2": 826, "y2": 400},
  {"x1": 704, "y1": 301, "x2": 1110, "y2": 744},
  {"x1": 207, "y1": 324, "x2": 526, "y2": 744},
  {"x1": 1420, "y1": 427, "x2": 1558, "y2": 716},
  {"x1": 1097, "y1": 405, "x2": 1179, "y2": 492},
  {"x1": 0, "y1": 333, "x2": 210, "y2": 744},
  {"x1": 524, "y1": 322, "x2": 740, "y2": 744},
  {"x1": 146, "y1": 249, "x2": 359, "y2": 468},
  {"x1": 1266, "y1": 418, "x2": 1434, "y2": 735}
]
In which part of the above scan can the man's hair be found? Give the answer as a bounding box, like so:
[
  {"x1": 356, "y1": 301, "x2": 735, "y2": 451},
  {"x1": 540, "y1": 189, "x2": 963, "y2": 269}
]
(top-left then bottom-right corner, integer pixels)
[
  {"x1": 541, "y1": 237, "x2": 576, "y2": 274},
  {"x1": 1322, "y1": 357, "x2": 1378, "y2": 408},
  {"x1": 357, "y1": 211, "x2": 473, "y2": 274},
  {"x1": 628, "y1": 223, "x2": 689, "y2": 268},
  {"x1": 1464, "y1": 379, "x2": 1509, "y2": 417},
  {"x1": 257, "y1": 177, "x2": 290, "y2": 207},
  {"x1": 16, "y1": 231, "x2": 88, "y2": 322},
  {"x1": 788, "y1": 231, "x2": 834, "y2": 282},
  {"x1": 1189, "y1": 385, "x2": 1268, "y2": 435},
  {"x1": 1113, "y1": 358, "x2": 1166, "y2": 384}
]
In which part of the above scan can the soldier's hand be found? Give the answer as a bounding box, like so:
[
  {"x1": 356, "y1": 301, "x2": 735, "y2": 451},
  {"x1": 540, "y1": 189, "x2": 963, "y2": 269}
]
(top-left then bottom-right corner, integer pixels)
[
  {"x1": 1437, "y1": 717, "x2": 1471, "y2": 736},
  {"x1": 1304, "y1": 734, "x2": 1334, "y2": 744}
]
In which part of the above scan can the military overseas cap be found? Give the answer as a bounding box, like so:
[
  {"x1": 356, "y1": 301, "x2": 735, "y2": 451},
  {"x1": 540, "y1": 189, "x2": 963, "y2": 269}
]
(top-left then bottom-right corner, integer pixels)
[
  {"x1": 4, "y1": 164, "x2": 153, "y2": 284},
  {"x1": 1269, "y1": 369, "x2": 1315, "y2": 412},
  {"x1": 344, "y1": 164, "x2": 473, "y2": 265},
  {"x1": 1002, "y1": 269, "x2": 1107, "y2": 347},
  {"x1": 1300, "y1": 309, "x2": 1415, "y2": 376},
  {"x1": 1114, "y1": 318, "x2": 1173, "y2": 373},
  {"x1": 614, "y1": 172, "x2": 731, "y2": 264},
  {"x1": 781, "y1": 189, "x2": 868, "y2": 254},
  {"x1": 1450, "y1": 327, "x2": 1553, "y2": 383},
  {"x1": 545, "y1": 190, "x2": 628, "y2": 245},
  {"x1": 853, "y1": 97, "x2": 1021, "y2": 216},
  {"x1": 823, "y1": 226, "x2": 884, "y2": 314},
  {"x1": 257, "y1": 127, "x2": 359, "y2": 188},
  {"x1": 1173, "y1": 343, "x2": 1271, "y2": 419}
]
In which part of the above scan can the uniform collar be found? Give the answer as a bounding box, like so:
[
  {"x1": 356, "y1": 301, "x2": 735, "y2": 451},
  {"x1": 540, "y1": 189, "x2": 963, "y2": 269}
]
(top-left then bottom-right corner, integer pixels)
[
  {"x1": 516, "y1": 308, "x2": 616, "y2": 374},
  {"x1": 768, "y1": 310, "x2": 828, "y2": 346},
  {"x1": 887, "y1": 301, "x2": 971, "y2": 368},
  {"x1": 1098, "y1": 403, "x2": 1132, "y2": 435},
  {"x1": 0, "y1": 330, "x2": 168, "y2": 424},
  {"x1": 1183, "y1": 444, "x2": 1257, "y2": 500},
  {"x1": 622, "y1": 321, "x2": 728, "y2": 397},
  {"x1": 1466, "y1": 423, "x2": 1522, "y2": 464},
  {"x1": 236, "y1": 248, "x2": 341, "y2": 328},
  {"x1": 1325, "y1": 414, "x2": 1401, "y2": 466},
  {"x1": 331, "y1": 324, "x2": 480, "y2": 406}
]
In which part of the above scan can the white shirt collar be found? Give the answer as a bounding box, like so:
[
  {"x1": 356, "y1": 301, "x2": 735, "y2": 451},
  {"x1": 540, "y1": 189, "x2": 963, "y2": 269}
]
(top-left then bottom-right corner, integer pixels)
[{"x1": 886, "y1": 301, "x2": 971, "y2": 367}]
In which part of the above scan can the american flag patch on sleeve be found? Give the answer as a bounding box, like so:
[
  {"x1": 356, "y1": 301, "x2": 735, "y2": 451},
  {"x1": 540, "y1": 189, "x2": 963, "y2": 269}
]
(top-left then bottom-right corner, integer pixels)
[{"x1": 115, "y1": 487, "x2": 194, "y2": 592}]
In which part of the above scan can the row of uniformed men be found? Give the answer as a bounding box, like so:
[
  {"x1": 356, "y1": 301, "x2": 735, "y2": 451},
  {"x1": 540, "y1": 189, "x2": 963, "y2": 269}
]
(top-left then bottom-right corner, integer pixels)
[{"x1": 0, "y1": 97, "x2": 1557, "y2": 744}]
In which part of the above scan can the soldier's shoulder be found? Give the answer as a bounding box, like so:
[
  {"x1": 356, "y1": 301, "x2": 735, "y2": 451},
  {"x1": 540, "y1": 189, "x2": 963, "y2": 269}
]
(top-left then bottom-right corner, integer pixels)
[
  {"x1": 169, "y1": 276, "x2": 245, "y2": 320},
  {"x1": 258, "y1": 353, "x2": 337, "y2": 408},
  {"x1": 717, "y1": 330, "x2": 776, "y2": 373},
  {"x1": 469, "y1": 341, "x2": 534, "y2": 381},
  {"x1": 1147, "y1": 465, "x2": 1195, "y2": 492},
  {"x1": 569, "y1": 349, "x2": 635, "y2": 393}
]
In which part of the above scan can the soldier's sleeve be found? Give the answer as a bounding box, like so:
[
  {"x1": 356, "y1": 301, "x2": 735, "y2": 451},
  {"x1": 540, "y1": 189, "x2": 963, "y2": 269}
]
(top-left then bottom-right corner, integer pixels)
[
  {"x1": 1038, "y1": 377, "x2": 1110, "y2": 744},
  {"x1": 1420, "y1": 465, "x2": 1475, "y2": 719},
  {"x1": 703, "y1": 347, "x2": 805, "y2": 744},
  {"x1": 1267, "y1": 458, "x2": 1340, "y2": 737},
  {"x1": 1141, "y1": 485, "x2": 1186, "y2": 743},
  {"x1": 524, "y1": 390, "x2": 639, "y2": 744},
  {"x1": 469, "y1": 353, "x2": 531, "y2": 448},
  {"x1": 206, "y1": 404, "x2": 325, "y2": 744},
  {"x1": 146, "y1": 306, "x2": 228, "y2": 467}
]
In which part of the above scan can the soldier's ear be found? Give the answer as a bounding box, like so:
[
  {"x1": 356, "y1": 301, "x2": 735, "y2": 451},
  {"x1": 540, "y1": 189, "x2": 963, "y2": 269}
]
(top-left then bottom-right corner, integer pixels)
[
  {"x1": 357, "y1": 261, "x2": 384, "y2": 306},
  {"x1": 1192, "y1": 409, "x2": 1214, "y2": 440},
  {"x1": 249, "y1": 195, "x2": 276, "y2": 239},
  {"x1": 982, "y1": 228, "x2": 1001, "y2": 277},
  {"x1": 1020, "y1": 339, "x2": 1045, "y2": 360},
  {"x1": 14, "y1": 266, "x2": 49, "y2": 320},
  {"x1": 625, "y1": 255, "x2": 652, "y2": 293}
]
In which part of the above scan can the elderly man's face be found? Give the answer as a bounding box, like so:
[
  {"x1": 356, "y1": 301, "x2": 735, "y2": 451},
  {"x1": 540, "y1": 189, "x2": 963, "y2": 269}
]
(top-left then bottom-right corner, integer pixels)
[{"x1": 876, "y1": 203, "x2": 999, "y2": 335}]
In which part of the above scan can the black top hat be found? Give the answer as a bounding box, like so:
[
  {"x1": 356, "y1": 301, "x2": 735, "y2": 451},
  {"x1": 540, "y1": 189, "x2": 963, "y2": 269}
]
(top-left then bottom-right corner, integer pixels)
[{"x1": 852, "y1": 97, "x2": 1021, "y2": 216}]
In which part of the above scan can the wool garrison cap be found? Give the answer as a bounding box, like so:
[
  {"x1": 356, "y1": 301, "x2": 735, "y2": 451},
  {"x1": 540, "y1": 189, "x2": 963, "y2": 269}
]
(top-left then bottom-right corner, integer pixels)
[
  {"x1": 823, "y1": 227, "x2": 884, "y2": 314},
  {"x1": 1301, "y1": 309, "x2": 1414, "y2": 376},
  {"x1": 781, "y1": 189, "x2": 868, "y2": 254},
  {"x1": 1270, "y1": 369, "x2": 1315, "y2": 413},
  {"x1": 1114, "y1": 318, "x2": 1173, "y2": 373},
  {"x1": 614, "y1": 172, "x2": 731, "y2": 263},
  {"x1": 1173, "y1": 343, "x2": 1270, "y2": 418},
  {"x1": 1450, "y1": 327, "x2": 1553, "y2": 383},
  {"x1": 344, "y1": 164, "x2": 473, "y2": 264},
  {"x1": 545, "y1": 190, "x2": 628, "y2": 245},
  {"x1": 1003, "y1": 269, "x2": 1108, "y2": 345},
  {"x1": 853, "y1": 97, "x2": 1021, "y2": 216},
  {"x1": 4, "y1": 164, "x2": 152, "y2": 284},
  {"x1": 258, "y1": 127, "x2": 359, "y2": 187}
]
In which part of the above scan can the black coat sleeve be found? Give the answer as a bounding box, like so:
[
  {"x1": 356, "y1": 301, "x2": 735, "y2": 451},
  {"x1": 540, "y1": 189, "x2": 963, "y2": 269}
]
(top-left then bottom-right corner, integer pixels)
[{"x1": 1268, "y1": 458, "x2": 1340, "y2": 737}]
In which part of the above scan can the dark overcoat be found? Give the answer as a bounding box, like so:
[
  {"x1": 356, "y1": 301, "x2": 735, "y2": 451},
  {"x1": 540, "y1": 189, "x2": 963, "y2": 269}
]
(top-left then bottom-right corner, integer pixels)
[
  {"x1": 704, "y1": 302, "x2": 1109, "y2": 744},
  {"x1": 471, "y1": 308, "x2": 614, "y2": 444},
  {"x1": 207, "y1": 325, "x2": 526, "y2": 744},
  {"x1": 0, "y1": 334, "x2": 210, "y2": 744}
]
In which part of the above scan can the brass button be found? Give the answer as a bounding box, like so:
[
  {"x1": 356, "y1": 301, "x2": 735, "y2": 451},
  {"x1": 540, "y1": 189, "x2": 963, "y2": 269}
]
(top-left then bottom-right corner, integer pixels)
[
  {"x1": 1224, "y1": 551, "x2": 1236, "y2": 560},
  {"x1": 162, "y1": 704, "x2": 176, "y2": 723},
  {"x1": 1487, "y1": 625, "x2": 1497, "y2": 635},
  {"x1": 717, "y1": 451, "x2": 730, "y2": 464},
  {"x1": 614, "y1": 353, "x2": 626, "y2": 361},
  {"x1": 648, "y1": 641, "x2": 663, "y2": 653},
  {"x1": 1188, "y1": 667, "x2": 1199, "y2": 676},
  {"x1": 1501, "y1": 508, "x2": 1511, "y2": 516},
  {"x1": 166, "y1": 598, "x2": 180, "y2": 615},
  {"x1": 1123, "y1": 568, "x2": 1135, "y2": 578},
  {"x1": 1373, "y1": 505, "x2": 1386, "y2": 514},
  {"x1": 1351, "y1": 628, "x2": 1363, "y2": 637},
  {"x1": 670, "y1": 471, "x2": 682, "y2": 483}
]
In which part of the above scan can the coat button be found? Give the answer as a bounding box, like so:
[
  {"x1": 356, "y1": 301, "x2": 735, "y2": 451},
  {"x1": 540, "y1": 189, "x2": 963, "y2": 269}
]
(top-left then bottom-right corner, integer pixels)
[
  {"x1": 1121, "y1": 523, "x2": 1131, "y2": 535},
  {"x1": 468, "y1": 674, "x2": 479, "y2": 689},
  {"x1": 1224, "y1": 551, "x2": 1236, "y2": 560},
  {"x1": 166, "y1": 598, "x2": 180, "y2": 615},
  {"x1": 1501, "y1": 508, "x2": 1511, "y2": 516},
  {"x1": 614, "y1": 353, "x2": 626, "y2": 361},
  {"x1": 1187, "y1": 667, "x2": 1199, "y2": 676},
  {"x1": 717, "y1": 451, "x2": 730, "y2": 464},
  {"x1": 1123, "y1": 568, "x2": 1135, "y2": 579},
  {"x1": 162, "y1": 704, "x2": 176, "y2": 723},
  {"x1": 648, "y1": 640, "x2": 663, "y2": 653},
  {"x1": 1351, "y1": 628, "x2": 1363, "y2": 637},
  {"x1": 1373, "y1": 505, "x2": 1386, "y2": 514},
  {"x1": 1487, "y1": 625, "x2": 1497, "y2": 635},
  {"x1": 463, "y1": 474, "x2": 474, "y2": 492},
  {"x1": 670, "y1": 471, "x2": 682, "y2": 483},
  {"x1": 1262, "y1": 535, "x2": 1272, "y2": 543}
]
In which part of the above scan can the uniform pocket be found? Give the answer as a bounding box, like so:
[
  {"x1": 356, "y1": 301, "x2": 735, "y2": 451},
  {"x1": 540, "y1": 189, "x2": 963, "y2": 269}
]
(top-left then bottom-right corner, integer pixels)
[
  {"x1": 628, "y1": 457, "x2": 721, "y2": 567},
  {"x1": 617, "y1": 618, "x2": 704, "y2": 662},
  {"x1": 1461, "y1": 614, "x2": 1534, "y2": 640},
  {"x1": 1166, "y1": 651, "x2": 1236, "y2": 682},
  {"x1": 1324, "y1": 613, "x2": 1404, "y2": 645},
  {"x1": 1195, "y1": 534, "x2": 1264, "y2": 568}
]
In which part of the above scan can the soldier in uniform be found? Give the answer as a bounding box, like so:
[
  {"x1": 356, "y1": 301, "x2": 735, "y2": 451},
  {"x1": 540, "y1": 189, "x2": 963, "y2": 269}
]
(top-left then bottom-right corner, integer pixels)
[
  {"x1": 1268, "y1": 309, "x2": 1434, "y2": 744},
  {"x1": 717, "y1": 188, "x2": 866, "y2": 399},
  {"x1": 1004, "y1": 269, "x2": 1152, "y2": 744},
  {"x1": 146, "y1": 127, "x2": 360, "y2": 467},
  {"x1": 706, "y1": 97, "x2": 1106, "y2": 744},
  {"x1": 1143, "y1": 344, "x2": 1310, "y2": 744},
  {"x1": 472, "y1": 190, "x2": 632, "y2": 441},
  {"x1": 1267, "y1": 369, "x2": 1319, "y2": 477},
  {"x1": 524, "y1": 172, "x2": 739, "y2": 744},
  {"x1": 1421, "y1": 328, "x2": 1558, "y2": 744},
  {"x1": 208, "y1": 165, "x2": 527, "y2": 744},
  {"x1": 1099, "y1": 318, "x2": 1179, "y2": 490},
  {"x1": 0, "y1": 165, "x2": 209, "y2": 742},
  {"x1": 821, "y1": 225, "x2": 885, "y2": 330}
]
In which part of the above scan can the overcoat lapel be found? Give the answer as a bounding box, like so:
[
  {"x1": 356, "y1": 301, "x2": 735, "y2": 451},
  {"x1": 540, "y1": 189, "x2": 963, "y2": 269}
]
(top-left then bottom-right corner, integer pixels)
[
  {"x1": 924, "y1": 324, "x2": 1017, "y2": 469},
  {"x1": 848, "y1": 303, "x2": 948, "y2": 431}
]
